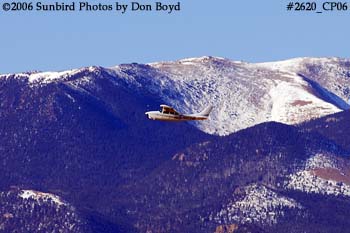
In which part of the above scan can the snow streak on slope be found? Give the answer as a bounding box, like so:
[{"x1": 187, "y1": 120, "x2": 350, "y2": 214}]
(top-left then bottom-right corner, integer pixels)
[{"x1": 0, "y1": 69, "x2": 77, "y2": 84}]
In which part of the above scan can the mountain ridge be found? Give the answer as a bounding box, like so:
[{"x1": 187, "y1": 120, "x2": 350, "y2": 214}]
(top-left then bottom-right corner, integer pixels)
[{"x1": 1, "y1": 56, "x2": 349, "y2": 135}]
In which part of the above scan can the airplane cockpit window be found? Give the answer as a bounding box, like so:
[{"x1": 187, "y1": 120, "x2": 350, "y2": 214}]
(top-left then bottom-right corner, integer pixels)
[{"x1": 161, "y1": 107, "x2": 179, "y2": 115}]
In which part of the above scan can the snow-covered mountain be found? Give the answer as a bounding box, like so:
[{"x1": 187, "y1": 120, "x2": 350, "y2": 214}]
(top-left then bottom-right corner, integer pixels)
[
  {"x1": 1, "y1": 56, "x2": 349, "y2": 135},
  {"x1": 150, "y1": 56, "x2": 350, "y2": 135},
  {"x1": 1, "y1": 57, "x2": 350, "y2": 232}
]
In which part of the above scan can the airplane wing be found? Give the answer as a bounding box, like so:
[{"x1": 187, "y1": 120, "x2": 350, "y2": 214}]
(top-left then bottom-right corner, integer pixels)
[{"x1": 160, "y1": 104, "x2": 180, "y2": 115}]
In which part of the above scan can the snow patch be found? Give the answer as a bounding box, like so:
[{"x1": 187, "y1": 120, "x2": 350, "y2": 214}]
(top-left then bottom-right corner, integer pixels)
[
  {"x1": 210, "y1": 184, "x2": 302, "y2": 225},
  {"x1": 256, "y1": 57, "x2": 340, "y2": 73},
  {"x1": 286, "y1": 170, "x2": 350, "y2": 197},
  {"x1": 305, "y1": 153, "x2": 338, "y2": 170},
  {"x1": 19, "y1": 190, "x2": 66, "y2": 206},
  {"x1": 268, "y1": 73, "x2": 342, "y2": 124}
]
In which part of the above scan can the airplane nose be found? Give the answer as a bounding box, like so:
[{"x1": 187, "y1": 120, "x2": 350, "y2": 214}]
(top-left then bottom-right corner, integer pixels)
[{"x1": 145, "y1": 111, "x2": 155, "y2": 120}]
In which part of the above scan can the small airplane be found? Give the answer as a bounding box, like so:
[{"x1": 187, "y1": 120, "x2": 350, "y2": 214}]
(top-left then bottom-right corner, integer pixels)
[{"x1": 145, "y1": 104, "x2": 213, "y2": 121}]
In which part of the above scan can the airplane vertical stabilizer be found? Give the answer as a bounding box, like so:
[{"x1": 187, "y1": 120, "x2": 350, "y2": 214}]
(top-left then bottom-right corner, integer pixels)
[{"x1": 197, "y1": 105, "x2": 213, "y2": 117}]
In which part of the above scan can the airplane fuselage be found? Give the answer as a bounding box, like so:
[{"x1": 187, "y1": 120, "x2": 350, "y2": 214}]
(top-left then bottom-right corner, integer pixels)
[{"x1": 145, "y1": 111, "x2": 207, "y2": 121}]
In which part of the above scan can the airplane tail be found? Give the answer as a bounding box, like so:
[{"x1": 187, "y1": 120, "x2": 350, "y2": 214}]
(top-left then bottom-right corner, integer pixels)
[{"x1": 197, "y1": 105, "x2": 213, "y2": 117}]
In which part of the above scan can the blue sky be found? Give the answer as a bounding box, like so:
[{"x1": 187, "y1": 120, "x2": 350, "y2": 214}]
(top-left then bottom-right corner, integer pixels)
[{"x1": 1, "y1": 0, "x2": 349, "y2": 73}]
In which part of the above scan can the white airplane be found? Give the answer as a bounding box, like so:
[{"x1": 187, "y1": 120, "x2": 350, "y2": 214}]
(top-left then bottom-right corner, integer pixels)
[{"x1": 145, "y1": 104, "x2": 213, "y2": 121}]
